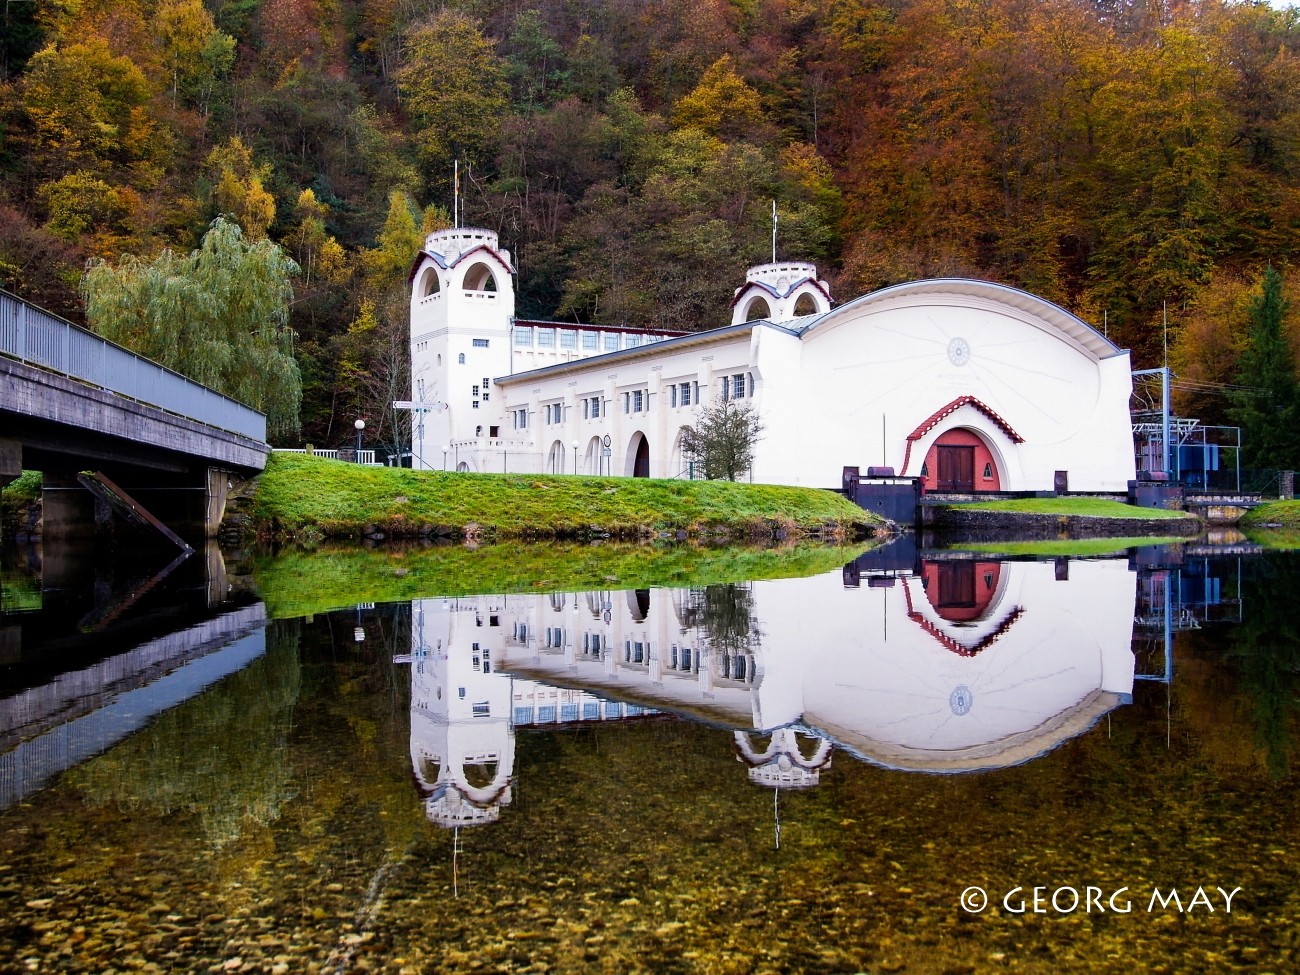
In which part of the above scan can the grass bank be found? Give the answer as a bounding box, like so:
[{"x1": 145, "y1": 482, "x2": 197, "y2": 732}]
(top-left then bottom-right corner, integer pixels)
[
  {"x1": 1238, "y1": 501, "x2": 1300, "y2": 548},
  {"x1": 247, "y1": 453, "x2": 880, "y2": 541},
  {"x1": 253, "y1": 540, "x2": 875, "y2": 619}
]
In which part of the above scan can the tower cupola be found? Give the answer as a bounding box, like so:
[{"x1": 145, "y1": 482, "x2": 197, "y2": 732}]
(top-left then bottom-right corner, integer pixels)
[{"x1": 730, "y1": 262, "x2": 832, "y2": 325}]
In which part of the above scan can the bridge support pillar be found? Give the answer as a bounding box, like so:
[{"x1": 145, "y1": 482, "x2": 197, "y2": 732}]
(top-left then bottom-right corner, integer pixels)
[
  {"x1": 41, "y1": 473, "x2": 107, "y2": 539},
  {"x1": 0, "y1": 437, "x2": 20, "y2": 490},
  {"x1": 205, "y1": 468, "x2": 232, "y2": 538}
]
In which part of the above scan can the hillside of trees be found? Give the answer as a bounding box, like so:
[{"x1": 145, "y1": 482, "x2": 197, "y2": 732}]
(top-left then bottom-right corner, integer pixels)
[{"x1": 3, "y1": 0, "x2": 1300, "y2": 448}]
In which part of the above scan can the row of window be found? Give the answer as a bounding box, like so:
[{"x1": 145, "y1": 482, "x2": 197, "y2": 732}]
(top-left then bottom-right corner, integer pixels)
[
  {"x1": 514, "y1": 326, "x2": 662, "y2": 352},
  {"x1": 510, "y1": 375, "x2": 750, "y2": 427}
]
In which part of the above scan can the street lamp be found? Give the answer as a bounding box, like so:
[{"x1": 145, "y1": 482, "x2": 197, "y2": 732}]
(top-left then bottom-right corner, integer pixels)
[
  {"x1": 354, "y1": 418, "x2": 365, "y2": 462},
  {"x1": 571, "y1": 439, "x2": 580, "y2": 475},
  {"x1": 442, "y1": 443, "x2": 450, "y2": 471}
]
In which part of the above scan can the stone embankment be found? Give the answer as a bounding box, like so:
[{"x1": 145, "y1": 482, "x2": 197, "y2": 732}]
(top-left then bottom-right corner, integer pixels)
[{"x1": 925, "y1": 506, "x2": 1203, "y2": 539}]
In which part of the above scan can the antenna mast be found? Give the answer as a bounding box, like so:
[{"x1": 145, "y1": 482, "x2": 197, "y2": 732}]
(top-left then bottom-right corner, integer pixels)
[
  {"x1": 453, "y1": 160, "x2": 460, "y2": 228},
  {"x1": 771, "y1": 199, "x2": 778, "y2": 263}
]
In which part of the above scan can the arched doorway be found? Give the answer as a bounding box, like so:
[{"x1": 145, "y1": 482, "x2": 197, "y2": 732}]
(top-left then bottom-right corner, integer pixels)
[
  {"x1": 626, "y1": 433, "x2": 650, "y2": 477},
  {"x1": 583, "y1": 436, "x2": 602, "y2": 475},
  {"x1": 921, "y1": 429, "x2": 1001, "y2": 492},
  {"x1": 547, "y1": 440, "x2": 564, "y2": 474}
]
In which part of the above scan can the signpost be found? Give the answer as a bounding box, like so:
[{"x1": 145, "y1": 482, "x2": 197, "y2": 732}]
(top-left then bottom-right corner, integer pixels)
[{"x1": 392, "y1": 400, "x2": 447, "y2": 470}]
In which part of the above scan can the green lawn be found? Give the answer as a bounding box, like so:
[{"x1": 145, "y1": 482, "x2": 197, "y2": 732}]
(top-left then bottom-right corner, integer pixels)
[
  {"x1": 251, "y1": 452, "x2": 880, "y2": 540},
  {"x1": 959, "y1": 496, "x2": 1192, "y2": 519}
]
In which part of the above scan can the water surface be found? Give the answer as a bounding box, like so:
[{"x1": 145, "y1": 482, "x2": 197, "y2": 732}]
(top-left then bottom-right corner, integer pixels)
[{"x1": 1, "y1": 541, "x2": 1297, "y2": 974}]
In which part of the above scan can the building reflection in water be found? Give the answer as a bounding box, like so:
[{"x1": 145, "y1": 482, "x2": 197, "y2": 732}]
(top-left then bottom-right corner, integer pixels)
[{"x1": 396, "y1": 542, "x2": 1245, "y2": 828}]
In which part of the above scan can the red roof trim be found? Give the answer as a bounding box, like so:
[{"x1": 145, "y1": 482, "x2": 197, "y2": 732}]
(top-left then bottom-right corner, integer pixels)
[
  {"x1": 906, "y1": 396, "x2": 1024, "y2": 444},
  {"x1": 728, "y1": 276, "x2": 832, "y2": 311}
]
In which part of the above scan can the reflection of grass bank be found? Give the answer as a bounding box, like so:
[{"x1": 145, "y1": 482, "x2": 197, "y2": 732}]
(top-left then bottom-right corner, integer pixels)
[
  {"x1": 945, "y1": 537, "x2": 1187, "y2": 558},
  {"x1": 253, "y1": 541, "x2": 873, "y2": 619},
  {"x1": 958, "y1": 497, "x2": 1189, "y2": 518},
  {"x1": 250, "y1": 453, "x2": 879, "y2": 541},
  {"x1": 1240, "y1": 502, "x2": 1300, "y2": 548}
]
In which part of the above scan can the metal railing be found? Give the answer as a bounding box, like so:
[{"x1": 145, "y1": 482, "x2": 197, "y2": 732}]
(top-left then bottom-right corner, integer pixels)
[
  {"x1": 0, "y1": 290, "x2": 266, "y2": 442},
  {"x1": 273, "y1": 448, "x2": 380, "y2": 465}
]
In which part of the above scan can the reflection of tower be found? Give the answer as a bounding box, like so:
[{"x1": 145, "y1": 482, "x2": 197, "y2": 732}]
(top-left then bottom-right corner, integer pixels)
[
  {"x1": 733, "y1": 727, "x2": 832, "y2": 789},
  {"x1": 401, "y1": 598, "x2": 515, "y2": 828}
]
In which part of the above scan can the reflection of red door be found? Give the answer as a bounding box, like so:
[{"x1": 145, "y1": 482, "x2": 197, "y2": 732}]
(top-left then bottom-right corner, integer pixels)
[
  {"x1": 936, "y1": 446, "x2": 975, "y2": 491},
  {"x1": 936, "y1": 562, "x2": 976, "y2": 608}
]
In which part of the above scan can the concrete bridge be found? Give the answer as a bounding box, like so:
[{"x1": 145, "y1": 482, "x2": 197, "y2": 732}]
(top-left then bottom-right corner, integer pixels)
[{"x1": 1, "y1": 291, "x2": 270, "y2": 543}]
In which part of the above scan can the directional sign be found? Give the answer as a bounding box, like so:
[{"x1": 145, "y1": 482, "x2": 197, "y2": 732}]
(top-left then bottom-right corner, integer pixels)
[{"x1": 393, "y1": 401, "x2": 447, "y2": 412}]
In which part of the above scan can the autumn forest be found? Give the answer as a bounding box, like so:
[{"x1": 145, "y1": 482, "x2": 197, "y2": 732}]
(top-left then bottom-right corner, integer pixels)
[{"x1": 3, "y1": 0, "x2": 1300, "y2": 449}]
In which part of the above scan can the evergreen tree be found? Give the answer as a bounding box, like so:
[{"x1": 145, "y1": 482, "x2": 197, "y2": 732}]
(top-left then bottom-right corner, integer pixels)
[{"x1": 1230, "y1": 266, "x2": 1300, "y2": 470}]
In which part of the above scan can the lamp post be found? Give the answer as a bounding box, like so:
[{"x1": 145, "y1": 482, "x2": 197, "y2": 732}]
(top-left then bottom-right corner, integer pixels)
[
  {"x1": 354, "y1": 418, "x2": 365, "y2": 462},
  {"x1": 442, "y1": 444, "x2": 450, "y2": 471},
  {"x1": 571, "y1": 440, "x2": 580, "y2": 475}
]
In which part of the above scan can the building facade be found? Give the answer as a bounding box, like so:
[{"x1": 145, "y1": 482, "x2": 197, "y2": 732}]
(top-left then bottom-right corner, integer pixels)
[{"x1": 409, "y1": 229, "x2": 1137, "y2": 491}]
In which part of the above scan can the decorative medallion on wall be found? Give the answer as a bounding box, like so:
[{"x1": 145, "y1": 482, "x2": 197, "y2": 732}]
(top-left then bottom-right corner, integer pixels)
[{"x1": 947, "y1": 336, "x2": 971, "y2": 367}]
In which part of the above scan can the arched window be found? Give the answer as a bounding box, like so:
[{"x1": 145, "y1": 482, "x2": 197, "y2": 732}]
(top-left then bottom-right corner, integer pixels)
[
  {"x1": 418, "y1": 267, "x2": 441, "y2": 298},
  {"x1": 744, "y1": 296, "x2": 771, "y2": 322},
  {"x1": 793, "y1": 292, "x2": 820, "y2": 316},
  {"x1": 458, "y1": 353, "x2": 465, "y2": 364},
  {"x1": 463, "y1": 262, "x2": 498, "y2": 292}
]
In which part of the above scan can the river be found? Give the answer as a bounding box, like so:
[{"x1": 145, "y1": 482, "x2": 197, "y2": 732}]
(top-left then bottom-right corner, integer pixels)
[{"x1": 1, "y1": 537, "x2": 1297, "y2": 974}]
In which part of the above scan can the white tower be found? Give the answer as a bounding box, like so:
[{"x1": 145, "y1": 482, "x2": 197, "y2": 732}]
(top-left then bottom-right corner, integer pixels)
[
  {"x1": 409, "y1": 228, "x2": 516, "y2": 470},
  {"x1": 729, "y1": 262, "x2": 832, "y2": 325}
]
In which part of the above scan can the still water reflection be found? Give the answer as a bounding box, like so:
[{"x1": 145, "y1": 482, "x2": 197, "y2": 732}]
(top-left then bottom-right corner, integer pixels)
[{"x1": 2, "y1": 542, "x2": 1298, "y2": 974}]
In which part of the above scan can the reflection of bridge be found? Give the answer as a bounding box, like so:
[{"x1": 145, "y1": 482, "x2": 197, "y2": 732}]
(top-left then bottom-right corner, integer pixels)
[
  {"x1": 0, "y1": 602, "x2": 267, "y2": 809},
  {"x1": 1, "y1": 291, "x2": 269, "y2": 544}
]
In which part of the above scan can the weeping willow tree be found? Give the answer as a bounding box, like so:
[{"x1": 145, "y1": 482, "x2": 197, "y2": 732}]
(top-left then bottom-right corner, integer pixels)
[{"x1": 82, "y1": 217, "x2": 302, "y2": 440}]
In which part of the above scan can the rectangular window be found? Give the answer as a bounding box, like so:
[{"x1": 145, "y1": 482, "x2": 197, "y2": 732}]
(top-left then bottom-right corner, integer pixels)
[
  {"x1": 472, "y1": 400, "x2": 480, "y2": 408},
  {"x1": 632, "y1": 390, "x2": 644, "y2": 412},
  {"x1": 670, "y1": 385, "x2": 677, "y2": 408},
  {"x1": 582, "y1": 332, "x2": 599, "y2": 350},
  {"x1": 623, "y1": 392, "x2": 630, "y2": 414},
  {"x1": 472, "y1": 385, "x2": 479, "y2": 396},
  {"x1": 583, "y1": 399, "x2": 589, "y2": 420},
  {"x1": 514, "y1": 706, "x2": 534, "y2": 724},
  {"x1": 560, "y1": 329, "x2": 577, "y2": 349},
  {"x1": 681, "y1": 382, "x2": 692, "y2": 406},
  {"x1": 514, "y1": 327, "x2": 532, "y2": 346},
  {"x1": 537, "y1": 328, "x2": 555, "y2": 347},
  {"x1": 538, "y1": 705, "x2": 556, "y2": 723},
  {"x1": 733, "y1": 374, "x2": 746, "y2": 398},
  {"x1": 513, "y1": 409, "x2": 528, "y2": 430},
  {"x1": 604, "y1": 333, "x2": 620, "y2": 351},
  {"x1": 472, "y1": 338, "x2": 489, "y2": 348},
  {"x1": 591, "y1": 397, "x2": 601, "y2": 418},
  {"x1": 489, "y1": 426, "x2": 499, "y2": 438},
  {"x1": 625, "y1": 334, "x2": 642, "y2": 348}
]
